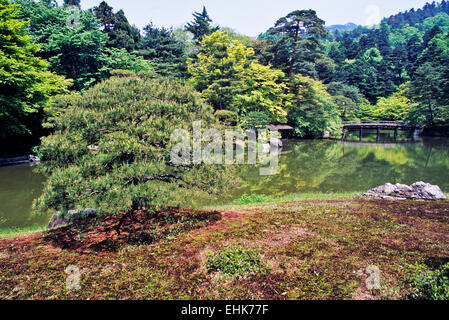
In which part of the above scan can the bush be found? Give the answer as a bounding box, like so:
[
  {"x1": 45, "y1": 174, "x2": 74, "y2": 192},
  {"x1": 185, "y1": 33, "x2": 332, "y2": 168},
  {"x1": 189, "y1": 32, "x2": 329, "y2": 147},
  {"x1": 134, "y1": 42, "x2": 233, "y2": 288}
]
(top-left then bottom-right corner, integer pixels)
[
  {"x1": 34, "y1": 72, "x2": 237, "y2": 217},
  {"x1": 206, "y1": 245, "x2": 264, "y2": 275},
  {"x1": 214, "y1": 110, "x2": 238, "y2": 126},
  {"x1": 240, "y1": 111, "x2": 271, "y2": 130},
  {"x1": 232, "y1": 194, "x2": 273, "y2": 205},
  {"x1": 409, "y1": 263, "x2": 449, "y2": 300}
]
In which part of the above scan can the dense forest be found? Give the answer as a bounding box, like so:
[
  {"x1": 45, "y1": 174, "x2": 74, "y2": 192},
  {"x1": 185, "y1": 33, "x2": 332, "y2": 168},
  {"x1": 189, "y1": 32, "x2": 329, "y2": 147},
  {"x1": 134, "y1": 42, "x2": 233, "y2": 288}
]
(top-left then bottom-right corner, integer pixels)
[{"x1": 2, "y1": 0, "x2": 449, "y2": 157}]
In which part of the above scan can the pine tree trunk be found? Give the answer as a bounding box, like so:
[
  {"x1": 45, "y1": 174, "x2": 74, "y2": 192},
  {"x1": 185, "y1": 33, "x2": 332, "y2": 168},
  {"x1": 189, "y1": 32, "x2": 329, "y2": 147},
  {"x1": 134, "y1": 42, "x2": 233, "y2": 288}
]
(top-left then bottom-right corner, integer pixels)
[{"x1": 289, "y1": 21, "x2": 300, "y2": 78}]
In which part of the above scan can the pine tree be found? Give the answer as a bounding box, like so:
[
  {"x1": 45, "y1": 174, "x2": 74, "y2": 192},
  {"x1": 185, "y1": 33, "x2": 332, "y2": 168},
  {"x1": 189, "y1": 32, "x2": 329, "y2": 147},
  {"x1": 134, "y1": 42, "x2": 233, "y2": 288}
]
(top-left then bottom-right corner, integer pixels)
[
  {"x1": 63, "y1": 0, "x2": 80, "y2": 6},
  {"x1": 93, "y1": 1, "x2": 136, "y2": 51},
  {"x1": 268, "y1": 10, "x2": 327, "y2": 77},
  {"x1": 136, "y1": 23, "x2": 187, "y2": 78},
  {"x1": 185, "y1": 6, "x2": 218, "y2": 44}
]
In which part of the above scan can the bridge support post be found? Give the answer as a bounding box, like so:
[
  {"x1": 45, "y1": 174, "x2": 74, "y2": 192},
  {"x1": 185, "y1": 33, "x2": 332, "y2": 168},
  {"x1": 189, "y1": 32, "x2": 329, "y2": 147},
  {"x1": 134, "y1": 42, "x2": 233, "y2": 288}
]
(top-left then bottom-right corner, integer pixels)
[
  {"x1": 394, "y1": 128, "x2": 398, "y2": 141},
  {"x1": 360, "y1": 128, "x2": 363, "y2": 141},
  {"x1": 342, "y1": 127, "x2": 346, "y2": 140},
  {"x1": 377, "y1": 128, "x2": 380, "y2": 142}
]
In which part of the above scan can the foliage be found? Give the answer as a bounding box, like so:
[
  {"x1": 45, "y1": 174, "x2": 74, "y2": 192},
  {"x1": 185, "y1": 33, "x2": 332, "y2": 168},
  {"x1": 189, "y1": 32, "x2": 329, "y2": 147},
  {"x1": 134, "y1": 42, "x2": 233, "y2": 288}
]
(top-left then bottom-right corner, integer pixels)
[
  {"x1": 102, "y1": 48, "x2": 154, "y2": 75},
  {"x1": 235, "y1": 62, "x2": 289, "y2": 123},
  {"x1": 136, "y1": 23, "x2": 187, "y2": 78},
  {"x1": 408, "y1": 32, "x2": 449, "y2": 128},
  {"x1": 239, "y1": 111, "x2": 271, "y2": 130},
  {"x1": 185, "y1": 6, "x2": 219, "y2": 44},
  {"x1": 232, "y1": 194, "x2": 273, "y2": 205},
  {"x1": 0, "y1": 0, "x2": 70, "y2": 140},
  {"x1": 188, "y1": 31, "x2": 289, "y2": 122},
  {"x1": 33, "y1": 72, "x2": 236, "y2": 216},
  {"x1": 264, "y1": 10, "x2": 328, "y2": 78},
  {"x1": 206, "y1": 245, "x2": 264, "y2": 275},
  {"x1": 287, "y1": 74, "x2": 341, "y2": 138},
  {"x1": 15, "y1": 0, "x2": 109, "y2": 90},
  {"x1": 214, "y1": 110, "x2": 238, "y2": 126},
  {"x1": 409, "y1": 263, "x2": 449, "y2": 300},
  {"x1": 93, "y1": 1, "x2": 140, "y2": 51},
  {"x1": 359, "y1": 83, "x2": 413, "y2": 121}
]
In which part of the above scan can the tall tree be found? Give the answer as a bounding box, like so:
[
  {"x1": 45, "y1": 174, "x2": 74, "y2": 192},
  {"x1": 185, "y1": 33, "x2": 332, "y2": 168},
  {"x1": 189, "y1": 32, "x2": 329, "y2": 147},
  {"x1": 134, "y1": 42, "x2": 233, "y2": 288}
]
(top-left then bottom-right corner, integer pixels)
[
  {"x1": 0, "y1": 0, "x2": 70, "y2": 142},
  {"x1": 16, "y1": 0, "x2": 108, "y2": 89},
  {"x1": 93, "y1": 2, "x2": 137, "y2": 51},
  {"x1": 185, "y1": 6, "x2": 218, "y2": 44},
  {"x1": 136, "y1": 23, "x2": 187, "y2": 78},
  {"x1": 288, "y1": 74, "x2": 341, "y2": 138},
  {"x1": 188, "y1": 31, "x2": 289, "y2": 122},
  {"x1": 267, "y1": 10, "x2": 327, "y2": 77},
  {"x1": 409, "y1": 33, "x2": 449, "y2": 128},
  {"x1": 63, "y1": 0, "x2": 80, "y2": 6}
]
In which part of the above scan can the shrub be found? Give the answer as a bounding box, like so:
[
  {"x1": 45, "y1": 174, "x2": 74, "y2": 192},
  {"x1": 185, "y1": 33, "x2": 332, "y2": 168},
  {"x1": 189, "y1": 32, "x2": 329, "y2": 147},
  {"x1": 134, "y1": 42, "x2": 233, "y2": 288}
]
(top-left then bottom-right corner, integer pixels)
[
  {"x1": 240, "y1": 111, "x2": 271, "y2": 130},
  {"x1": 34, "y1": 72, "x2": 237, "y2": 217},
  {"x1": 214, "y1": 110, "x2": 238, "y2": 126},
  {"x1": 206, "y1": 245, "x2": 264, "y2": 275},
  {"x1": 409, "y1": 263, "x2": 449, "y2": 300},
  {"x1": 232, "y1": 194, "x2": 273, "y2": 205}
]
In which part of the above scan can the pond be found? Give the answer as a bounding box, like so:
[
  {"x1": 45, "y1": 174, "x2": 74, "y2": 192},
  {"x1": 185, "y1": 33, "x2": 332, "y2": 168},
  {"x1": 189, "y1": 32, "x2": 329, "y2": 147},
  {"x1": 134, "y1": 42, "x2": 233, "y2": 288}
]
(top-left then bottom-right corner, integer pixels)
[
  {"x1": 230, "y1": 137, "x2": 449, "y2": 201},
  {"x1": 1, "y1": 137, "x2": 449, "y2": 229},
  {"x1": 0, "y1": 164, "x2": 47, "y2": 229}
]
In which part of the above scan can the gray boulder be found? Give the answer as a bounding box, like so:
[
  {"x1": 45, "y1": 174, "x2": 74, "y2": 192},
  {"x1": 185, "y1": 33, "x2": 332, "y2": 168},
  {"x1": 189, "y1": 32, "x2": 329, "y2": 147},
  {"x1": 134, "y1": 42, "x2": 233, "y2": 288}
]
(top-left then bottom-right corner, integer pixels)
[
  {"x1": 360, "y1": 182, "x2": 447, "y2": 201},
  {"x1": 410, "y1": 182, "x2": 447, "y2": 200},
  {"x1": 48, "y1": 208, "x2": 98, "y2": 229}
]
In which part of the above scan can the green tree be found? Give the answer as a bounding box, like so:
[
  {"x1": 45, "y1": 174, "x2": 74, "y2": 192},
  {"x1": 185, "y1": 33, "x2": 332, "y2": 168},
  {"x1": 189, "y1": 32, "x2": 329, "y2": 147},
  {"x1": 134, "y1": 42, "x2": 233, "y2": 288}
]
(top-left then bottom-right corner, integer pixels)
[
  {"x1": 136, "y1": 23, "x2": 187, "y2": 78},
  {"x1": 188, "y1": 31, "x2": 288, "y2": 122},
  {"x1": 102, "y1": 48, "x2": 154, "y2": 74},
  {"x1": 287, "y1": 74, "x2": 341, "y2": 138},
  {"x1": 267, "y1": 10, "x2": 328, "y2": 77},
  {"x1": 93, "y1": 1, "x2": 138, "y2": 51},
  {"x1": 63, "y1": 0, "x2": 80, "y2": 6},
  {"x1": 359, "y1": 83, "x2": 413, "y2": 121},
  {"x1": 16, "y1": 0, "x2": 108, "y2": 90},
  {"x1": 409, "y1": 33, "x2": 449, "y2": 128},
  {"x1": 34, "y1": 72, "x2": 236, "y2": 216},
  {"x1": 188, "y1": 31, "x2": 253, "y2": 112},
  {"x1": 185, "y1": 6, "x2": 218, "y2": 44},
  {"x1": 0, "y1": 0, "x2": 70, "y2": 141}
]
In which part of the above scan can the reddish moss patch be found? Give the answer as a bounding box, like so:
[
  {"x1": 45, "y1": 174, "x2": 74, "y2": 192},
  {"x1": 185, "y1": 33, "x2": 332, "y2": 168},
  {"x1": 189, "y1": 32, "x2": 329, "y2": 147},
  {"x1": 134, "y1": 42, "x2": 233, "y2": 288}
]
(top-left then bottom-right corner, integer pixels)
[
  {"x1": 1, "y1": 200, "x2": 449, "y2": 300},
  {"x1": 43, "y1": 208, "x2": 222, "y2": 252}
]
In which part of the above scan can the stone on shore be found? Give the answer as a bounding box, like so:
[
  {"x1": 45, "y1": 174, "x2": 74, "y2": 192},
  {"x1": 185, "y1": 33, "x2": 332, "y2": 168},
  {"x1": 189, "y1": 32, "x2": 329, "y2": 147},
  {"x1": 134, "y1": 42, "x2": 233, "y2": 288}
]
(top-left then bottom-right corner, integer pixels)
[
  {"x1": 48, "y1": 208, "x2": 98, "y2": 229},
  {"x1": 360, "y1": 182, "x2": 447, "y2": 201}
]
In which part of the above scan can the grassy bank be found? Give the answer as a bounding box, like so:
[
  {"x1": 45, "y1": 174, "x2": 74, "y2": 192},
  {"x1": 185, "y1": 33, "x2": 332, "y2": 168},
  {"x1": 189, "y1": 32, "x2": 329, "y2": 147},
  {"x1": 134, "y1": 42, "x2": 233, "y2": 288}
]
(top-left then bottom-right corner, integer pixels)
[
  {"x1": 1, "y1": 198, "x2": 448, "y2": 300},
  {"x1": 0, "y1": 224, "x2": 47, "y2": 239},
  {"x1": 206, "y1": 192, "x2": 360, "y2": 211}
]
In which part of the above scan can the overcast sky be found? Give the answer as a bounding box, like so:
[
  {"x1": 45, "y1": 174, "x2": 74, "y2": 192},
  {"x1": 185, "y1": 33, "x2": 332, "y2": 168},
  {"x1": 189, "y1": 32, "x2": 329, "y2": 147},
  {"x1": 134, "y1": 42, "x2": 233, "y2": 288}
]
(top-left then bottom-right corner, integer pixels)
[{"x1": 62, "y1": 0, "x2": 434, "y2": 37}]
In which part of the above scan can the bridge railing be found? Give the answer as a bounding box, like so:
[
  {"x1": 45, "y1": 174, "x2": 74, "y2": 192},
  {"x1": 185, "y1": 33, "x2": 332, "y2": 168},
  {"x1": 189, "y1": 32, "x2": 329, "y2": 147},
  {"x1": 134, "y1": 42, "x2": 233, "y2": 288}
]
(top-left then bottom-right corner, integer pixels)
[{"x1": 342, "y1": 121, "x2": 408, "y2": 125}]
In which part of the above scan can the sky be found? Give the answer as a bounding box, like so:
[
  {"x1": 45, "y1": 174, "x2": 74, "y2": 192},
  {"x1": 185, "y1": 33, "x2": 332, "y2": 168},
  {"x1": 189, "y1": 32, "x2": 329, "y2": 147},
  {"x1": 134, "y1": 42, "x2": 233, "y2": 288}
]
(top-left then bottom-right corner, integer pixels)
[{"x1": 64, "y1": 0, "x2": 434, "y2": 37}]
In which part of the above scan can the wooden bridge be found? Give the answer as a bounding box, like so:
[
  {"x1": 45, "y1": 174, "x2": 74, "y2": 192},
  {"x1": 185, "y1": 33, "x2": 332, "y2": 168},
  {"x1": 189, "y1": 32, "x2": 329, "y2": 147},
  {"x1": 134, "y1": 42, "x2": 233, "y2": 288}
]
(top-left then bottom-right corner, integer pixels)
[{"x1": 342, "y1": 121, "x2": 424, "y2": 141}]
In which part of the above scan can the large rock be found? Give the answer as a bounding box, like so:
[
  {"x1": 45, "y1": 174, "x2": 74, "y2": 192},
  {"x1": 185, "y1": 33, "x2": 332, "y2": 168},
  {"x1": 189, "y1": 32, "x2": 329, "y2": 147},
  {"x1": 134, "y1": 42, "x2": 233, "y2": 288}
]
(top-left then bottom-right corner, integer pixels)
[
  {"x1": 360, "y1": 182, "x2": 447, "y2": 201},
  {"x1": 48, "y1": 208, "x2": 98, "y2": 229},
  {"x1": 410, "y1": 182, "x2": 447, "y2": 200}
]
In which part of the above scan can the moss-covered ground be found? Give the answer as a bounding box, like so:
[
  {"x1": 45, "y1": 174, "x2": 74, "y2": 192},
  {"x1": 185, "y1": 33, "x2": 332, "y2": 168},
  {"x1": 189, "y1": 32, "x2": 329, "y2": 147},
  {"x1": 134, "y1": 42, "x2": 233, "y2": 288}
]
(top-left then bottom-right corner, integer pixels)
[{"x1": 1, "y1": 198, "x2": 449, "y2": 300}]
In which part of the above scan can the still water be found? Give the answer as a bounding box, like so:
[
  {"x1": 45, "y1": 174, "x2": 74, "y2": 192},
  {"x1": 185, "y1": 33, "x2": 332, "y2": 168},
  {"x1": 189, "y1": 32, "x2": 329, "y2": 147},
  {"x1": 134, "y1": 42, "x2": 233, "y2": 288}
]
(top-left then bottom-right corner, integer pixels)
[
  {"x1": 0, "y1": 164, "x2": 47, "y2": 229},
  {"x1": 1, "y1": 137, "x2": 449, "y2": 229}
]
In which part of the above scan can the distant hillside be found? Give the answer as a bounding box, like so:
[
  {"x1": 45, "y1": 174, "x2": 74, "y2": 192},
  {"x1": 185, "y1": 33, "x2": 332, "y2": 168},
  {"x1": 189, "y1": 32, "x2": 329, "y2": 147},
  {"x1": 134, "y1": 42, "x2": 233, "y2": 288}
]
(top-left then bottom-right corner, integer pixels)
[
  {"x1": 384, "y1": 0, "x2": 449, "y2": 28},
  {"x1": 326, "y1": 22, "x2": 358, "y2": 32}
]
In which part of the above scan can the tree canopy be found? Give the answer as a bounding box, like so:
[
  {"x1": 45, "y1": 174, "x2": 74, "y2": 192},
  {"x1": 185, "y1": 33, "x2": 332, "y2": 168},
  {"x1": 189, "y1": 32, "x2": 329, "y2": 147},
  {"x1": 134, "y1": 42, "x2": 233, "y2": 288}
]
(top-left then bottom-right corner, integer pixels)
[
  {"x1": 34, "y1": 72, "x2": 236, "y2": 215},
  {"x1": 0, "y1": 0, "x2": 70, "y2": 141}
]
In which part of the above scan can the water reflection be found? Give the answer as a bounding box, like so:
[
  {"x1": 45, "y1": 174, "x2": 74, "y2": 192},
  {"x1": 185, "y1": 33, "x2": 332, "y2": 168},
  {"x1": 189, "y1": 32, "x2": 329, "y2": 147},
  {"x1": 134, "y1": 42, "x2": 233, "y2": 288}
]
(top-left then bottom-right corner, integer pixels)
[
  {"x1": 0, "y1": 164, "x2": 47, "y2": 229},
  {"x1": 233, "y1": 137, "x2": 449, "y2": 199},
  {"x1": 1, "y1": 137, "x2": 448, "y2": 228}
]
